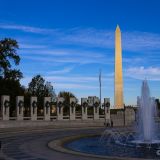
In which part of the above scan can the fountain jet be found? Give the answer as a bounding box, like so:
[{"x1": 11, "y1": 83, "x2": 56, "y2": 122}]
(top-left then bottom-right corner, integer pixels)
[{"x1": 137, "y1": 80, "x2": 157, "y2": 142}]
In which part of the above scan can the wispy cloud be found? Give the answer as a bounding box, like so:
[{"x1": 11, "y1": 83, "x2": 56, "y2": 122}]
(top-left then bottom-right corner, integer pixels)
[
  {"x1": 123, "y1": 31, "x2": 160, "y2": 52},
  {"x1": 45, "y1": 75, "x2": 101, "y2": 83},
  {"x1": 47, "y1": 66, "x2": 74, "y2": 74},
  {"x1": 21, "y1": 49, "x2": 71, "y2": 56},
  {"x1": 54, "y1": 83, "x2": 98, "y2": 90},
  {"x1": 123, "y1": 57, "x2": 142, "y2": 63},
  {"x1": 1, "y1": 23, "x2": 160, "y2": 53},
  {"x1": 20, "y1": 76, "x2": 99, "y2": 90},
  {"x1": 21, "y1": 75, "x2": 112, "y2": 85},
  {"x1": 21, "y1": 53, "x2": 108, "y2": 65},
  {"x1": 62, "y1": 29, "x2": 160, "y2": 52},
  {"x1": 20, "y1": 44, "x2": 47, "y2": 49},
  {"x1": 125, "y1": 66, "x2": 160, "y2": 80},
  {"x1": 20, "y1": 49, "x2": 105, "y2": 57},
  {"x1": 60, "y1": 28, "x2": 114, "y2": 49},
  {"x1": 0, "y1": 24, "x2": 57, "y2": 34}
]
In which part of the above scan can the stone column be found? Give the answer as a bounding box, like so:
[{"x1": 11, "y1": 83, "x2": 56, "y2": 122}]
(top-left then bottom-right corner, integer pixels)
[
  {"x1": 1, "y1": 95, "x2": 10, "y2": 120},
  {"x1": 88, "y1": 96, "x2": 94, "y2": 106},
  {"x1": 16, "y1": 96, "x2": 24, "y2": 120},
  {"x1": 30, "y1": 97, "x2": 37, "y2": 121},
  {"x1": 44, "y1": 97, "x2": 51, "y2": 121},
  {"x1": 104, "y1": 98, "x2": 110, "y2": 125},
  {"x1": 57, "y1": 97, "x2": 64, "y2": 120},
  {"x1": 70, "y1": 97, "x2": 77, "y2": 120},
  {"x1": 81, "y1": 98, "x2": 88, "y2": 120},
  {"x1": 93, "y1": 97, "x2": 100, "y2": 120}
]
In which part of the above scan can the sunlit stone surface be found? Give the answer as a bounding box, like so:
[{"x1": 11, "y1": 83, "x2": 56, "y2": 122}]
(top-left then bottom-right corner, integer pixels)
[{"x1": 114, "y1": 25, "x2": 124, "y2": 109}]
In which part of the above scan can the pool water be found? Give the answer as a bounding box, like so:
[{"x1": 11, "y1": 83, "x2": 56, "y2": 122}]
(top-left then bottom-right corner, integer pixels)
[{"x1": 64, "y1": 136, "x2": 160, "y2": 159}]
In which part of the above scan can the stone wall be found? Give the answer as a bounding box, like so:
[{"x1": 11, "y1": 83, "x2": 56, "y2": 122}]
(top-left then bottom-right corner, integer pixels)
[{"x1": 110, "y1": 107, "x2": 136, "y2": 126}]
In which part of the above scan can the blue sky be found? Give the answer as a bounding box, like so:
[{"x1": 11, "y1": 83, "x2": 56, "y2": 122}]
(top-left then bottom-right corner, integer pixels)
[{"x1": 0, "y1": 0, "x2": 160, "y2": 106}]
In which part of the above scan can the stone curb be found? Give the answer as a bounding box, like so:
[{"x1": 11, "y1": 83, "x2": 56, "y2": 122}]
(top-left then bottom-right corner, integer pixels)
[{"x1": 48, "y1": 134, "x2": 150, "y2": 160}]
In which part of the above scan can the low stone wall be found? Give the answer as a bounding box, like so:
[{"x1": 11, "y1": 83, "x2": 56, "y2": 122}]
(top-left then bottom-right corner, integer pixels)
[
  {"x1": 111, "y1": 112, "x2": 124, "y2": 126},
  {"x1": 125, "y1": 108, "x2": 136, "y2": 126},
  {"x1": 111, "y1": 108, "x2": 136, "y2": 126},
  {"x1": 0, "y1": 113, "x2": 136, "y2": 129},
  {"x1": 0, "y1": 107, "x2": 136, "y2": 128},
  {"x1": 0, "y1": 120, "x2": 106, "y2": 129}
]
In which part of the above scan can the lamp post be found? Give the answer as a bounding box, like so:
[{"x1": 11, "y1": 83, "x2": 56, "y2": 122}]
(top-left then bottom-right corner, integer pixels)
[{"x1": 99, "y1": 69, "x2": 102, "y2": 109}]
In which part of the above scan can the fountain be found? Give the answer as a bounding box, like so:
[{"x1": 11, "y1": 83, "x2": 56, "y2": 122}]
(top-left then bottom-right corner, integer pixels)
[
  {"x1": 100, "y1": 80, "x2": 159, "y2": 148},
  {"x1": 134, "y1": 80, "x2": 158, "y2": 144},
  {"x1": 64, "y1": 80, "x2": 160, "y2": 159}
]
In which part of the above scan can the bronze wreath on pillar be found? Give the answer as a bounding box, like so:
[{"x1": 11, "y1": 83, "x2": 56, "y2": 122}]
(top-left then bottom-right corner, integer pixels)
[
  {"x1": 82, "y1": 102, "x2": 88, "y2": 113},
  {"x1": 57, "y1": 101, "x2": 63, "y2": 114},
  {"x1": 106, "y1": 102, "x2": 110, "y2": 107},
  {"x1": 82, "y1": 102, "x2": 88, "y2": 107},
  {"x1": 32, "y1": 101, "x2": 37, "y2": 108},
  {"x1": 94, "y1": 102, "x2": 99, "y2": 113},
  {"x1": 4, "y1": 100, "x2": 10, "y2": 108},
  {"x1": 105, "y1": 102, "x2": 110, "y2": 113},
  {"x1": 45, "y1": 101, "x2": 50, "y2": 114},
  {"x1": 94, "y1": 102, "x2": 100, "y2": 107},
  {"x1": 70, "y1": 101, "x2": 76, "y2": 113},
  {"x1": 45, "y1": 101, "x2": 50, "y2": 108},
  {"x1": 58, "y1": 101, "x2": 63, "y2": 107},
  {"x1": 70, "y1": 101, "x2": 76, "y2": 107},
  {"x1": 18, "y1": 100, "x2": 24, "y2": 108}
]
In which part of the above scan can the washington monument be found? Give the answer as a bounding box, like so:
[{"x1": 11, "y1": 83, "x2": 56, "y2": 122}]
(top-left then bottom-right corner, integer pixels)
[{"x1": 114, "y1": 25, "x2": 124, "y2": 109}]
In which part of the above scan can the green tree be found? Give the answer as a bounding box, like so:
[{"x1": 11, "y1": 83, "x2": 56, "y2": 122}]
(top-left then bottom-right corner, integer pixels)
[
  {"x1": 0, "y1": 38, "x2": 24, "y2": 116},
  {"x1": 0, "y1": 77, "x2": 25, "y2": 116},
  {"x1": 0, "y1": 38, "x2": 20, "y2": 76},
  {"x1": 28, "y1": 75, "x2": 56, "y2": 114},
  {"x1": 58, "y1": 91, "x2": 77, "y2": 114},
  {"x1": 28, "y1": 75, "x2": 46, "y2": 97},
  {"x1": 45, "y1": 81, "x2": 56, "y2": 102},
  {"x1": 4, "y1": 69, "x2": 23, "y2": 81}
]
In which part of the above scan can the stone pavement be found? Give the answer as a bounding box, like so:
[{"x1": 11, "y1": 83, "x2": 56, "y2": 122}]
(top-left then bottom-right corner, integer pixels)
[
  {"x1": 0, "y1": 127, "x2": 110, "y2": 160},
  {"x1": 0, "y1": 124, "x2": 133, "y2": 160}
]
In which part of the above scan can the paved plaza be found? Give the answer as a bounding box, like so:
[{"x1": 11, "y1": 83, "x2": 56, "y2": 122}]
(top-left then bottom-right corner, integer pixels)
[{"x1": 0, "y1": 127, "x2": 114, "y2": 160}]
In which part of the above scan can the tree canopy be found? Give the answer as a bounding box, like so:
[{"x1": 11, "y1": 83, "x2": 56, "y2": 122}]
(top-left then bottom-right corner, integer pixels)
[
  {"x1": 58, "y1": 91, "x2": 77, "y2": 114},
  {"x1": 28, "y1": 74, "x2": 56, "y2": 100},
  {"x1": 0, "y1": 38, "x2": 21, "y2": 77},
  {"x1": 0, "y1": 38, "x2": 24, "y2": 116}
]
